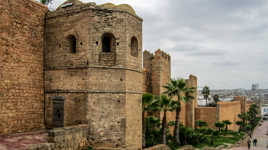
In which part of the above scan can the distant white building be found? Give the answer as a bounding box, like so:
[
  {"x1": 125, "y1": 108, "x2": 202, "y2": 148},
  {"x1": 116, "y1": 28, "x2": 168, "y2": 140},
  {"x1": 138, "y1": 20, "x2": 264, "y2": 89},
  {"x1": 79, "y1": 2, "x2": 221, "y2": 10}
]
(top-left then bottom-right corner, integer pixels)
[
  {"x1": 263, "y1": 94, "x2": 268, "y2": 105},
  {"x1": 261, "y1": 106, "x2": 268, "y2": 115}
]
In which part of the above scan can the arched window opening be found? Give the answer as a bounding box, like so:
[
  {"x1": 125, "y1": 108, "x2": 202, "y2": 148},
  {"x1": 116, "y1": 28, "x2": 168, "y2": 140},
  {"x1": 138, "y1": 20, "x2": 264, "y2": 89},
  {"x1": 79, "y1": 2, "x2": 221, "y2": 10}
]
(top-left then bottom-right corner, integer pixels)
[
  {"x1": 102, "y1": 33, "x2": 116, "y2": 53},
  {"x1": 67, "y1": 35, "x2": 77, "y2": 53},
  {"x1": 131, "y1": 36, "x2": 138, "y2": 57}
]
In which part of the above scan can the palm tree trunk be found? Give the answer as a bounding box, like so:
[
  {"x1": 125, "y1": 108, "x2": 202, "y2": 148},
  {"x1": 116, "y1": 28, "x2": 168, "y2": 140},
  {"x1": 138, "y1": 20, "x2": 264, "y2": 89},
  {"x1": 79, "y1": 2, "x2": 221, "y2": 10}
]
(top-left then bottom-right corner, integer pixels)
[
  {"x1": 211, "y1": 136, "x2": 214, "y2": 145},
  {"x1": 162, "y1": 110, "x2": 167, "y2": 144},
  {"x1": 142, "y1": 111, "x2": 146, "y2": 148},
  {"x1": 174, "y1": 97, "x2": 181, "y2": 145}
]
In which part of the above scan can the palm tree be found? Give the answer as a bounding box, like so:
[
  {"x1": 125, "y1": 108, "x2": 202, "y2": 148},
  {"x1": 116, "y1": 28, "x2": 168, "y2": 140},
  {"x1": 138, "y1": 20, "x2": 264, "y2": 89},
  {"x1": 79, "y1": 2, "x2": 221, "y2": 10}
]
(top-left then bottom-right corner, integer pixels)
[
  {"x1": 210, "y1": 130, "x2": 220, "y2": 145},
  {"x1": 156, "y1": 95, "x2": 177, "y2": 144},
  {"x1": 248, "y1": 104, "x2": 259, "y2": 130},
  {"x1": 238, "y1": 113, "x2": 248, "y2": 131},
  {"x1": 222, "y1": 120, "x2": 232, "y2": 131},
  {"x1": 144, "y1": 116, "x2": 161, "y2": 146},
  {"x1": 184, "y1": 87, "x2": 195, "y2": 102},
  {"x1": 213, "y1": 94, "x2": 220, "y2": 104},
  {"x1": 235, "y1": 121, "x2": 243, "y2": 133},
  {"x1": 214, "y1": 121, "x2": 224, "y2": 132},
  {"x1": 142, "y1": 93, "x2": 155, "y2": 147},
  {"x1": 196, "y1": 120, "x2": 208, "y2": 128},
  {"x1": 202, "y1": 86, "x2": 210, "y2": 105},
  {"x1": 163, "y1": 79, "x2": 185, "y2": 145},
  {"x1": 163, "y1": 78, "x2": 195, "y2": 145}
]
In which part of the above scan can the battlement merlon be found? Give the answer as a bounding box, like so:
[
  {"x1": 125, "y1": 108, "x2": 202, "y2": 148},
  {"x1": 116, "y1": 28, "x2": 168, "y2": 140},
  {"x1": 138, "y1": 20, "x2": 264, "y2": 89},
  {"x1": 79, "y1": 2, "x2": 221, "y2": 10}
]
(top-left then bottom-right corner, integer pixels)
[
  {"x1": 189, "y1": 74, "x2": 197, "y2": 82},
  {"x1": 154, "y1": 49, "x2": 171, "y2": 61},
  {"x1": 143, "y1": 50, "x2": 154, "y2": 58},
  {"x1": 46, "y1": 0, "x2": 143, "y2": 21},
  {"x1": 185, "y1": 74, "x2": 197, "y2": 85}
]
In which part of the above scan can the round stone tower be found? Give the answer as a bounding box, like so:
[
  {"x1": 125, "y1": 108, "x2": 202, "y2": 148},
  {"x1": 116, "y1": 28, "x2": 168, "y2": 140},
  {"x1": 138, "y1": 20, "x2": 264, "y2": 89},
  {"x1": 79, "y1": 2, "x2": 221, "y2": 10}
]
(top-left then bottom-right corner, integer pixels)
[{"x1": 44, "y1": 0, "x2": 143, "y2": 149}]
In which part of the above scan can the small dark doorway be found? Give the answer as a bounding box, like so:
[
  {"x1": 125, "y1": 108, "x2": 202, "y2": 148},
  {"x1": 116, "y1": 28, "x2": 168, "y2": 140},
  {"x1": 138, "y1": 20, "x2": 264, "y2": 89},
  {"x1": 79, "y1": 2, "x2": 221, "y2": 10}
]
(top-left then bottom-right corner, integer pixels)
[
  {"x1": 67, "y1": 35, "x2": 77, "y2": 53},
  {"x1": 102, "y1": 33, "x2": 116, "y2": 52},
  {"x1": 52, "y1": 96, "x2": 65, "y2": 128},
  {"x1": 131, "y1": 36, "x2": 138, "y2": 57}
]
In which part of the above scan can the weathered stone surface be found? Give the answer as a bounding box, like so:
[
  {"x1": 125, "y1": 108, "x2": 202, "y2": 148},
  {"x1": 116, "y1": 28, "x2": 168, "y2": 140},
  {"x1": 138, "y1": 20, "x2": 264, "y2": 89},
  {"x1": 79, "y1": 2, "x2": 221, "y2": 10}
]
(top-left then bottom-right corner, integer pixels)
[
  {"x1": 28, "y1": 124, "x2": 88, "y2": 150},
  {"x1": 44, "y1": 0, "x2": 143, "y2": 149},
  {"x1": 195, "y1": 107, "x2": 217, "y2": 129},
  {"x1": 1, "y1": 0, "x2": 143, "y2": 149},
  {"x1": 0, "y1": 0, "x2": 47, "y2": 134},
  {"x1": 217, "y1": 101, "x2": 241, "y2": 131},
  {"x1": 195, "y1": 98, "x2": 251, "y2": 131},
  {"x1": 0, "y1": 0, "x2": 208, "y2": 149}
]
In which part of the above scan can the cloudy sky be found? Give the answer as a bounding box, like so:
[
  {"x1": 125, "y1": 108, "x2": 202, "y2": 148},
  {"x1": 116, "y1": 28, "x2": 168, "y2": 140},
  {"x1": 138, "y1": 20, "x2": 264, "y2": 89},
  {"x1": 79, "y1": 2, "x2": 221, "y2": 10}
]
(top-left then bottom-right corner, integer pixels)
[{"x1": 48, "y1": 0, "x2": 268, "y2": 89}]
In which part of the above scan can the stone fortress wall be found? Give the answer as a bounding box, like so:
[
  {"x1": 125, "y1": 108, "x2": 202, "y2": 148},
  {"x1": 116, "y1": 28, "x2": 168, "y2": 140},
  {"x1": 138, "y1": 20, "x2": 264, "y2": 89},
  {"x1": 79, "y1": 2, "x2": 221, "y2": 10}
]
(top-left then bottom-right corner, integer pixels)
[
  {"x1": 195, "y1": 107, "x2": 217, "y2": 129},
  {"x1": 217, "y1": 101, "x2": 241, "y2": 131},
  {"x1": 0, "y1": 0, "x2": 143, "y2": 149},
  {"x1": 0, "y1": 0, "x2": 47, "y2": 134},
  {"x1": 0, "y1": 0, "x2": 256, "y2": 149},
  {"x1": 44, "y1": 0, "x2": 143, "y2": 149},
  {"x1": 195, "y1": 96, "x2": 253, "y2": 131},
  {"x1": 143, "y1": 49, "x2": 253, "y2": 132},
  {"x1": 143, "y1": 50, "x2": 198, "y2": 130}
]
